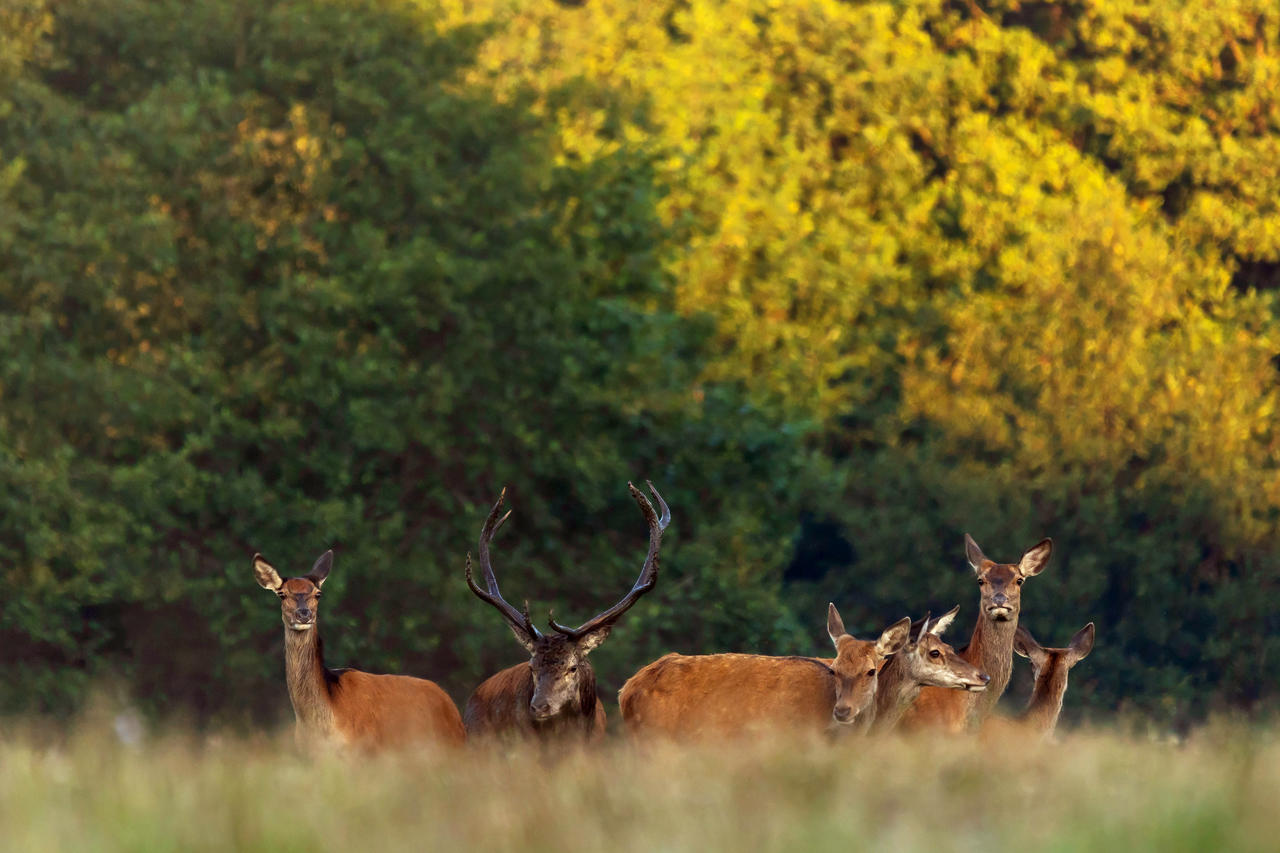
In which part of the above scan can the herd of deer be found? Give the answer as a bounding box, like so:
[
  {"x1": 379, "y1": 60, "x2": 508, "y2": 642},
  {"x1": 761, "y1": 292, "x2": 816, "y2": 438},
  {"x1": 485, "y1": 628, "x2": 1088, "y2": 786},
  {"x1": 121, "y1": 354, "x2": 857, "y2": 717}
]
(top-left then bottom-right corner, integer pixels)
[{"x1": 252, "y1": 482, "x2": 1095, "y2": 752}]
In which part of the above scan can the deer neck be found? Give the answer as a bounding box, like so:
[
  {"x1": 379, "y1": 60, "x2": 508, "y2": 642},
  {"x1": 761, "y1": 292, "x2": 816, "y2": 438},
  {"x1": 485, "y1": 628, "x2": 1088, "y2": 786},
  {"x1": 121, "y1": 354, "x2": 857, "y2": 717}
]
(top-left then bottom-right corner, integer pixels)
[
  {"x1": 872, "y1": 653, "x2": 924, "y2": 732},
  {"x1": 283, "y1": 626, "x2": 336, "y2": 737},
  {"x1": 964, "y1": 612, "x2": 1017, "y2": 720},
  {"x1": 573, "y1": 668, "x2": 599, "y2": 731},
  {"x1": 1018, "y1": 663, "x2": 1068, "y2": 735}
]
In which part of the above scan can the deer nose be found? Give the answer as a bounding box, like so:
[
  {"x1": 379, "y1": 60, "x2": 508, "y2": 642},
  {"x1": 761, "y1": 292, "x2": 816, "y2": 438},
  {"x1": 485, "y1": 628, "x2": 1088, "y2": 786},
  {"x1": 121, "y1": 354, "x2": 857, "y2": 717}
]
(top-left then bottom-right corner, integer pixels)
[
  {"x1": 991, "y1": 593, "x2": 1007, "y2": 606},
  {"x1": 530, "y1": 700, "x2": 552, "y2": 718},
  {"x1": 294, "y1": 608, "x2": 313, "y2": 621},
  {"x1": 832, "y1": 706, "x2": 853, "y2": 723},
  {"x1": 980, "y1": 673, "x2": 991, "y2": 684}
]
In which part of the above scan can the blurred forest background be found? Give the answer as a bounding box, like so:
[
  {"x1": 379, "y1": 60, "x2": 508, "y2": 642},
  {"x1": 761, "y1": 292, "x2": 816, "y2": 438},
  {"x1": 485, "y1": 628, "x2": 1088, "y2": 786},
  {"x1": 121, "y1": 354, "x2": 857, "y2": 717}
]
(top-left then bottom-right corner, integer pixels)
[{"x1": 1, "y1": 0, "x2": 1278, "y2": 728}]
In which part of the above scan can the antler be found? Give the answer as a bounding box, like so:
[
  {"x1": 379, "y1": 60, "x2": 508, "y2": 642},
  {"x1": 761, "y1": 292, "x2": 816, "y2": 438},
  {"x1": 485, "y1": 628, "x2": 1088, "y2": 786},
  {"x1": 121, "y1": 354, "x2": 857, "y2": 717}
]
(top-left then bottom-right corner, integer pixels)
[
  {"x1": 548, "y1": 481, "x2": 671, "y2": 640},
  {"x1": 465, "y1": 487, "x2": 542, "y2": 643}
]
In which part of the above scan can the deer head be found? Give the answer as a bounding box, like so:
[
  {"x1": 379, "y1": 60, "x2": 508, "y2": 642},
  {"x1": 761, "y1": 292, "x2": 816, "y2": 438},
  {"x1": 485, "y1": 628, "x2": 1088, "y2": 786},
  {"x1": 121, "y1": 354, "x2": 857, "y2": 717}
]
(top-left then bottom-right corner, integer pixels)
[
  {"x1": 965, "y1": 534, "x2": 1051, "y2": 623},
  {"x1": 466, "y1": 482, "x2": 670, "y2": 722},
  {"x1": 254, "y1": 550, "x2": 332, "y2": 631},
  {"x1": 826, "y1": 604, "x2": 911, "y2": 725},
  {"x1": 906, "y1": 607, "x2": 990, "y2": 690},
  {"x1": 1014, "y1": 623, "x2": 1095, "y2": 698}
]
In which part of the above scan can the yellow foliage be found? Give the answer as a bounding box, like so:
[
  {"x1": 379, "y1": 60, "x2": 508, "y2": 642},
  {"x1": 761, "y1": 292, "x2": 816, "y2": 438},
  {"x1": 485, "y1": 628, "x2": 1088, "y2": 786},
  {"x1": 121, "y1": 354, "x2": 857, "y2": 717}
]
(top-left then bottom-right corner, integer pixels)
[{"x1": 432, "y1": 0, "x2": 1280, "y2": 541}]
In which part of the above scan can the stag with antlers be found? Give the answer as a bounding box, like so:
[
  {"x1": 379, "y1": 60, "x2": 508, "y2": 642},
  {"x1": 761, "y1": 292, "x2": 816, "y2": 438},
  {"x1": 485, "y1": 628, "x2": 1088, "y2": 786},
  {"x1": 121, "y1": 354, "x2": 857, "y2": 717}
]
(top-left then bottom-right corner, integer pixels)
[{"x1": 463, "y1": 482, "x2": 670, "y2": 741}]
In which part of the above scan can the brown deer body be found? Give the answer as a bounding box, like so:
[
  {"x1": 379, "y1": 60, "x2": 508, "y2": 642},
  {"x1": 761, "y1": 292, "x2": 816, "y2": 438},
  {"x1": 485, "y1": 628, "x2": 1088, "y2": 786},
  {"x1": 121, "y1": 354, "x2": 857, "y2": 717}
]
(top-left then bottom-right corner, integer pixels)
[
  {"x1": 253, "y1": 551, "x2": 466, "y2": 751},
  {"x1": 903, "y1": 534, "x2": 1051, "y2": 733},
  {"x1": 870, "y1": 607, "x2": 991, "y2": 733},
  {"x1": 465, "y1": 661, "x2": 607, "y2": 740},
  {"x1": 618, "y1": 605, "x2": 912, "y2": 739},
  {"x1": 983, "y1": 622, "x2": 1095, "y2": 740},
  {"x1": 464, "y1": 482, "x2": 669, "y2": 742}
]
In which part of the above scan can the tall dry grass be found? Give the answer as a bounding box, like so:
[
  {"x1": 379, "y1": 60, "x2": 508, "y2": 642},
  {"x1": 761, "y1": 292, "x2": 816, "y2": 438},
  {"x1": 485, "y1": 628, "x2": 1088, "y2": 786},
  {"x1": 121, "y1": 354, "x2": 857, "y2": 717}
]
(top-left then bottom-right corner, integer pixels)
[{"x1": 0, "y1": 716, "x2": 1275, "y2": 852}]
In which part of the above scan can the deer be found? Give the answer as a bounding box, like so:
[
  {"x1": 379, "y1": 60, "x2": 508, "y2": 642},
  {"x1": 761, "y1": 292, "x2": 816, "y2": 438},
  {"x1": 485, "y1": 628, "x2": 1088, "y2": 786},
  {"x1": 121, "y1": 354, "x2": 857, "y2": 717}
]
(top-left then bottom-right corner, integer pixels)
[
  {"x1": 869, "y1": 606, "x2": 992, "y2": 733},
  {"x1": 463, "y1": 481, "x2": 670, "y2": 742},
  {"x1": 982, "y1": 622, "x2": 1095, "y2": 740},
  {"x1": 617, "y1": 604, "x2": 913, "y2": 739},
  {"x1": 252, "y1": 549, "x2": 466, "y2": 751},
  {"x1": 901, "y1": 534, "x2": 1051, "y2": 733}
]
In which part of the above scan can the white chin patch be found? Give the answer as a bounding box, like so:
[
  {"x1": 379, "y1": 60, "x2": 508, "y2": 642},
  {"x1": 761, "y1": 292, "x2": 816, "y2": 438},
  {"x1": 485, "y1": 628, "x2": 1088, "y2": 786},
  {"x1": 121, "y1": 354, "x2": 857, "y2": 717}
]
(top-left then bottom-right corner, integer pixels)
[
  {"x1": 290, "y1": 623, "x2": 314, "y2": 631},
  {"x1": 965, "y1": 684, "x2": 988, "y2": 692}
]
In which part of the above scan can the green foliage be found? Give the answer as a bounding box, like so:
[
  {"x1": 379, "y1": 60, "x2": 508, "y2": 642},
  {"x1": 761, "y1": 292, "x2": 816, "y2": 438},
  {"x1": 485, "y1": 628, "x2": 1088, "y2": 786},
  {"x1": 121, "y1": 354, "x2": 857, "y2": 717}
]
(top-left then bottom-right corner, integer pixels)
[{"x1": 0, "y1": 0, "x2": 812, "y2": 722}]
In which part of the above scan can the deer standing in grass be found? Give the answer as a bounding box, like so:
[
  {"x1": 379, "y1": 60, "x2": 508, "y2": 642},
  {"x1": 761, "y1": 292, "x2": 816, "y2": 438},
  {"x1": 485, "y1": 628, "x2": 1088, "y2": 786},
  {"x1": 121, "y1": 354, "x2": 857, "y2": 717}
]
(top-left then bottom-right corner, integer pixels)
[
  {"x1": 618, "y1": 605, "x2": 912, "y2": 739},
  {"x1": 902, "y1": 534, "x2": 1051, "y2": 733},
  {"x1": 870, "y1": 607, "x2": 991, "y2": 733},
  {"x1": 982, "y1": 622, "x2": 1095, "y2": 740},
  {"x1": 464, "y1": 482, "x2": 669, "y2": 742},
  {"x1": 252, "y1": 550, "x2": 466, "y2": 750}
]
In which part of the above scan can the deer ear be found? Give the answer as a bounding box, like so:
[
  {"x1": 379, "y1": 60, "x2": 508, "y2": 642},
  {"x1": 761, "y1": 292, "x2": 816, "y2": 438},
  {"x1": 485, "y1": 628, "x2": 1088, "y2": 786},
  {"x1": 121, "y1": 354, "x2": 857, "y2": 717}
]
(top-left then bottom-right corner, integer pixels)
[
  {"x1": 929, "y1": 605, "x2": 960, "y2": 636},
  {"x1": 1017, "y1": 538, "x2": 1052, "y2": 577},
  {"x1": 1014, "y1": 624, "x2": 1049, "y2": 667},
  {"x1": 1013, "y1": 624, "x2": 1039, "y2": 659},
  {"x1": 1068, "y1": 622, "x2": 1095, "y2": 661},
  {"x1": 577, "y1": 625, "x2": 611, "y2": 654},
  {"x1": 964, "y1": 534, "x2": 987, "y2": 574},
  {"x1": 509, "y1": 624, "x2": 537, "y2": 653},
  {"x1": 307, "y1": 550, "x2": 333, "y2": 588},
  {"x1": 253, "y1": 554, "x2": 283, "y2": 591},
  {"x1": 826, "y1": 603, "x2": 847, "y2": 649},
  {"x1": 875, "y1": 617, "x2": 912, "y2": 657}
]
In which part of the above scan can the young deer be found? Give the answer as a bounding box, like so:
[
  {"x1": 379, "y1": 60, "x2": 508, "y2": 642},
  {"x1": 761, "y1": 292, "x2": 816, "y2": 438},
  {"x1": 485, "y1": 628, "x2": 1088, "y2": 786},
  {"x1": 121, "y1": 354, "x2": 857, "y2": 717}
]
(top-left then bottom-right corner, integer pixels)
[
  {"x1": 252, "y1": 550, "x2": 466, "y2": 750},
  {"x1": 618, "y1": 605, "x2": 912, "y2": 739},
  {"x1": 870, "y1": 607, "x2": 991, "y2": 734},
  {"x1": 982, "y1": 622, "x2": 1094, "y2": 739},
  {"x1": 464, "y1": 482, "x2": 669, "y2": 742},
  {"x1": 903, "y1": 534, "x2": 1051, "y2": 732}
]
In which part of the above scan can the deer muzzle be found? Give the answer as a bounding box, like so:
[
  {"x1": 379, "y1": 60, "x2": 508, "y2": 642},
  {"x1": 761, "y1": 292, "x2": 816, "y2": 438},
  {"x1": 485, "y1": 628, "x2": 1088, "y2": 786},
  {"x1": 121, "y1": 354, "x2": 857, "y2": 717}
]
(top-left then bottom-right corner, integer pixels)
[{"x1": 964, "y1": 672, "x2": 992, "y2": 692}]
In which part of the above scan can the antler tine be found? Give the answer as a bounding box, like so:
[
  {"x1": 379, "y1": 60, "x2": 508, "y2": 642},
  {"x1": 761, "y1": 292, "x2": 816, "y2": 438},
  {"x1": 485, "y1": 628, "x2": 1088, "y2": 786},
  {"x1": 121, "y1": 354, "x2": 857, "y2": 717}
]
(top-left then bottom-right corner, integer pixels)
[
  {"x1": 646, "y1": 479, "x2": 672, "y2": 532},
  {"x1": 465, "y1": 488, "x2": 540, "y2": 641},
  {"x1": 549, "y1": 481, "x2": 670, "y2": 639}
]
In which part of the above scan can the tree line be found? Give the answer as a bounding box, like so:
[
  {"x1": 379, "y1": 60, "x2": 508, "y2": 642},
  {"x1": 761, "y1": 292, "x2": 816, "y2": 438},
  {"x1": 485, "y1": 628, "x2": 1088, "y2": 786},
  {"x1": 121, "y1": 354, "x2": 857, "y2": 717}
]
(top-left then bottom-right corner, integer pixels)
[{"x1": 1, "y1": 0, "x2": 1277, "y2": 727}]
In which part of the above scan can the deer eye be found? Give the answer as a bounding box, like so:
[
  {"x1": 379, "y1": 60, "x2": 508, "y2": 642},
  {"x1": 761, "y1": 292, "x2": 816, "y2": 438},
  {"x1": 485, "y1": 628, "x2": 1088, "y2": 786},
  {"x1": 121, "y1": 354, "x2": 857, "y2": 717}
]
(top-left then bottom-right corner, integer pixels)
[
  {"x1": 866, "y1": 669, "x2": 876, "y2": 678},
  {"x1": 1015, "y1": 578, "x2": 1024, "y2": 586},
  {"x1": 977, "y1": 578, "x2": 985, "y2": 585},
  {"x1": 567, "y1": 666, "x2": 578, "y2": 674},
  {"x1": 929, "y1": 649, "x2": 941, "y2": 659}
]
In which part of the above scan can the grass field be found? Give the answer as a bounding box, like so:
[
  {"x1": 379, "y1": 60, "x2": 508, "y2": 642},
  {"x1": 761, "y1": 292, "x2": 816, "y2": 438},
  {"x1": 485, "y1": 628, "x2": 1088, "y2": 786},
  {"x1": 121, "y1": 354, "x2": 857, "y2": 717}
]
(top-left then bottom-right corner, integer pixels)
[{"x1": 0, "y1": 717, "x2": 1275, "y2": 852}]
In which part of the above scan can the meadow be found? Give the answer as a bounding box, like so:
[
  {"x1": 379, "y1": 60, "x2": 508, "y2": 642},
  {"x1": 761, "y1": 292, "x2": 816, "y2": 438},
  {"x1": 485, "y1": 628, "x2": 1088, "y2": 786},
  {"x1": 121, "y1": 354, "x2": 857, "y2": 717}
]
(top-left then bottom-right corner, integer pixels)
[{"x1": 1, "y1": 716, "x2": 1275, "y2": 853}]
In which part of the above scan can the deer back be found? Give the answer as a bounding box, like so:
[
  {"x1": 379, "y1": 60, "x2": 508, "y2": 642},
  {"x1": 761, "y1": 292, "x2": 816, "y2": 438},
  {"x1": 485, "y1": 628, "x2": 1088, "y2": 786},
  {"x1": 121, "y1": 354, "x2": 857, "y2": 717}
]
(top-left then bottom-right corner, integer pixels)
[
  {"x1": 329, "y1": 671, "x2": 467, "y2": 749},
  {"x1": 619, "y1": 653, "x2": 838, "y2": 740}
]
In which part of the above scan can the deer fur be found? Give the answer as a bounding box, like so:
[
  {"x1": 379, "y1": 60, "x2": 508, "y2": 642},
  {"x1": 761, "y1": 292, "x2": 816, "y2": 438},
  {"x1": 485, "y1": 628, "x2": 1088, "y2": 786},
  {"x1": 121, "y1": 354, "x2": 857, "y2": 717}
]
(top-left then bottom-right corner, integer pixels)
[
  {"x1": 465, "y1": 660, "x2": 607, "y2": 742},
  {"x1": 464, "y1": 482, "x2": 668, "y2": 742},
  {"x1": 618, "y1": 606, "x2": 911, "y2": 739},
  {"x1": 903, "y1": 534, "x2": 1051, "y2": 732},
  {"x1": 983, "y1": 622, "x2": 1095, "y2": 740},
  {"x1": 255, "y1": 551, "x2": 466, "y2": 751},
  {"x1": 870, "y1": 607, "x2": 990, "y2": 733}
]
